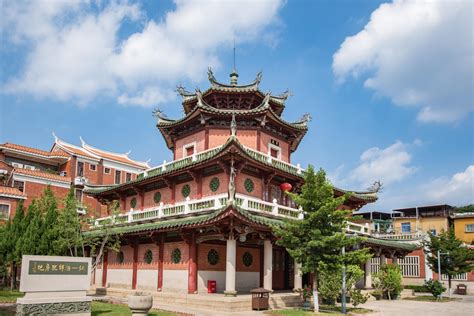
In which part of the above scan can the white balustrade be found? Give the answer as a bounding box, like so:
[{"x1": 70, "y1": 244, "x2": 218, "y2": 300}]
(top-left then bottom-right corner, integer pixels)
[{"x1": 91, "y1": 192, "x2": 304, "y2": 227}]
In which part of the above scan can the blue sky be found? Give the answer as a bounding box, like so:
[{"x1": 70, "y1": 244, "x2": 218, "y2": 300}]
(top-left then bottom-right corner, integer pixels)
[{"x1": 1, "y1": 0, "x2": 473, "y2": 210}]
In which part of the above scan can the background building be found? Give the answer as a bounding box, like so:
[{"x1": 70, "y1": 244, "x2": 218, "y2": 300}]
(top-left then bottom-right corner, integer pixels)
[{"x1": 0, "y1": 136, "x2": 149, "y2": 221}]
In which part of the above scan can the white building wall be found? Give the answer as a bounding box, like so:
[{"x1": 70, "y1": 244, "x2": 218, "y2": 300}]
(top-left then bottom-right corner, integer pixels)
[
  {"x1": 236, "y1": 272, "x2": 260, "y2": 292},
  {"x1": 162, "y1": 270, "x2": 188, "y2": 293},
  {"x1": 198, "y1": 271, "x2": 226, "y2": 293},
  {"x1": 137, "y1": 270, "x2": 158, "y2": 291},
  {"x1": 95, "y1": 268, "x2": 102, "y2": 286},
  {"x1": 108, "y1": 268, "x2": 132, "y2": 288}
]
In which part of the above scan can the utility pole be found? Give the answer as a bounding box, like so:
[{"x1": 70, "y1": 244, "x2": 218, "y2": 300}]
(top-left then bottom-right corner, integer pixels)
[
  {"x1": 437, "y1": 250, "x2": 450, "y2": 299},
  {"x1": 341, "y1": 246, "x2": 347, "y2": 314}
]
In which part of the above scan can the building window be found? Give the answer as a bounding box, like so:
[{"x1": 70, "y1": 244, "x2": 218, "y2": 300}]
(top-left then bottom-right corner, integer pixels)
[
  {"x1": 75, "y1": 189, "x2": 83, "y2": 203},
  {"x1": 77, "y1": 161, "x2": 84, "y2": 177},
  {"x1": 13, "y1": 180, "x2": 25, "y2": 192},
  {"x1": 0, "y1": 204, "x2": 10, "y2": 220},
  {"x1": 144, "y1": 249, "x2": 153, "y2": 264},
  {"x1": 115, "y1": 170, "x2": 121, "y2": 184},
  {"x1": 183, "y1": 142, "x2": 196, "y2": 157},
  {"x1": 268, "y1": 143, "x2": 281, "y2": 160},
  {"x1": 207, "y1": 249, "x2": 219, "y2": 265},
  {"x1": 89, "y1": 164, "x2": 97, "y2": 171},
  {"x1": 429, "y1": 229, "x2": 437, "y2": 236},
  {"x1": 126, "y1": 173, "x2": 132, "y2": 182},
  {"x1": 104, "y1": 167, "x2": 111, "y2": 174},
  {"x1": 116, "y1": 251, "x2": 124, "y2": 263},
  {"x1": 171, "y1": 248, "x2": 181, "y2": 263},
  {"x1": 466, "y1": 224, "x2": 474, "y2": 233},
  {"x1": 401, "y1": 222, "x2": 411, "y2": 233}
]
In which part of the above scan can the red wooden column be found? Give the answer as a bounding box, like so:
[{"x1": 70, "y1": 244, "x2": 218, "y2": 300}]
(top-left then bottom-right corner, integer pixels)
[
  {"x1": 188, "y1": 232, "x2": 198, "y2": 294},
  {"x1": 131, "y1": 241, "x2": 139, "y2": 290},
  {"x1": 102, "y1": 250, "x2": 108, "y2": 287},
  {"x1": 157, "y1": 235, "x2": 164, "y2": 291}
]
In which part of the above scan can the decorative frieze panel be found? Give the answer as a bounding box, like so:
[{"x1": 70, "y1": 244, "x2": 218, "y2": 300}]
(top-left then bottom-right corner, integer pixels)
[{"x1": 17, "y1": 301, "x2": 91, "y2": 316}]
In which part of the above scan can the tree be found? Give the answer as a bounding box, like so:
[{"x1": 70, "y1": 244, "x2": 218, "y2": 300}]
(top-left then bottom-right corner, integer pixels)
[
  {"x1": 372, "y1": 263, "x2": 402, "y2": 300},
  {"x1": 37, "y1": 186, "x2": 60, "y2": 255},
  {"x1": 54, "y1": 188, "x2": 85, "y2": 256},
  {"x1": 83, "y1": 201, "x2": 122, "y2": 272},
  {"x1": 274, "y1": 166, "x2": 371, "y2": 312},
  {"x1": 319, "y1": 265, "x2": 364, "y2": 305},
  {"x1": 18, "y1": 201, "x2": 43, "y2": 256},
  {"x1": 454, "y1": 204, "x2": 474, "y2": 213},
  {"x1": 423, "y1": 229, "x2": 474, "y2": 295},
  {"x1": 0, "y1": 202, "x2": 26, "y2": 290}
]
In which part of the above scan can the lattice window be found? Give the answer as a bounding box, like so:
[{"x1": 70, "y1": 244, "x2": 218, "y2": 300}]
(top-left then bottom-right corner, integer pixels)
[
  {"x1": 370, "y1": 257, "x2": 381, "y2": 274},
  {"x1": 442, "y1": 273, "x2": 468, "y2": 281},
  {"x1": 398, "y1": 256, "x2": 420, "y2": 277}
]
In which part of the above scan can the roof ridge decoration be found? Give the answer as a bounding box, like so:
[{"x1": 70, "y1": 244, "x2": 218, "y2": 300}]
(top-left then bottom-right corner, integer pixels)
[
  {"x1": 52, "y1": 133, "x2": 102, "y2": 160},
  {"x1": 207, "y1": 67, "x2": 262, "y2": 90},
  {"x1": 80, "y1": 136, "x2": 130, "y2": 158}
]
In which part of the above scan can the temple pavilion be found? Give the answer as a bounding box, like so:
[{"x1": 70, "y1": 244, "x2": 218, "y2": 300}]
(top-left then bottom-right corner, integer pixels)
[{"x1": 84, "y1": 69, "x2": 415, "y2": 296}]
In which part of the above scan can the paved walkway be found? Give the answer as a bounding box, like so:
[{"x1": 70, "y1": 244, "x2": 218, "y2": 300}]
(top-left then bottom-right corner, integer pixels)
[{"x1": 359, "y1": 295, "x2": 474, "y2": 316}]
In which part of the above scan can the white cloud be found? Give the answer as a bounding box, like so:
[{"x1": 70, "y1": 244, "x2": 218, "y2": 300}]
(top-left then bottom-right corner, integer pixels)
[
  {"x1": 348, "y1": 141, "x2": 416, "y2": 186},
  {"x1": 422, "y1": 165, "x2": 474, "y2": 205},
  {"x1": 2, "y1": 0, "x2": 284, "y2": 106},
  {"x1": 333, "y1": 0, "x2": 473, "y2": 123}
]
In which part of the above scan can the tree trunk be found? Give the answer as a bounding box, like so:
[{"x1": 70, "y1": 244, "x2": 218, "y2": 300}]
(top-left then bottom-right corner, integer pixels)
[
  {"x1": 448, "y1": 276, "x2": 452, "y2": 297},
  {"x1": 10, "y1": 263, "x2": 15, "y2": 291},
  {"x1": 313, "y1": 271, "x2": 319, "y2": 312}
]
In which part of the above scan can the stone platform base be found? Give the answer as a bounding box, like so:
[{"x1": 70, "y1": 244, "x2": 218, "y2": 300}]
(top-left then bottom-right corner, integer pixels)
[
  {"x1": 90, "y1": 287, "x2": 302, "y2": 312},
  {"x1": 16, "y1": 296, "x2": 92, "y2": 316}
]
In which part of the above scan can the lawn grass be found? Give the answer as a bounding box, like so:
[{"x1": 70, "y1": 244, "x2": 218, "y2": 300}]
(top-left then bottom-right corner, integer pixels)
[
  {"x1": 0, "y1": 289, "x2": 179, "y2": 316},
  {"x1": 91, "y1": 301, "x2": 178, "y2": 316},
  {"x1": 403, "y1": 296, "x2": 457, "y2": 303},
  {"x1": 0, "y1": 289, "x2": 23, "y2": 303},
  {"x1": 266, "y1": 305, "x2": 372, "y2": 315}
]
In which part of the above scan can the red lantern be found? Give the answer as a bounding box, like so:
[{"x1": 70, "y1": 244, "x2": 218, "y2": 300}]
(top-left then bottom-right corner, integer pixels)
[{"x1": 280, "y1": 182, "x2": 292, "y2": 192}]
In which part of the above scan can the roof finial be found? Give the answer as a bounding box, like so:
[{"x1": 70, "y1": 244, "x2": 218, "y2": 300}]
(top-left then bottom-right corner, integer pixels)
[{"x1": 230, "y1": 38, "x2": 238, "y2": 86}]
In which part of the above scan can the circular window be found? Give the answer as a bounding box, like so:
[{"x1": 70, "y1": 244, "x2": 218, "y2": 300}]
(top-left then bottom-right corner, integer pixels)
[
  {"x1": 130, "y1": 197, "x2": 137, "y2": 208},
  {"x1": 182, "y1": 184, "x2": 191, "y2": 198},
  {"x1": 242, "y1": 252, "x2": 253, "y2": 267},
  {"x1": 144, "y1": 249, "x2": 153, "y2": 264},
  {"x1": 244, "y1": 178, "x2": 254, "y2": 193},
  {"x1": 116, "y1": 251, "x2": 124, "y2": 263},
  {"x1": 171, "y1": 248, "x2": 181, "y2": 263},
  {"x1": 153, "y1": 191, "x2": 161, "y2": 204},
  {"x1": 207, "y1": 249, "x2": 219, "y2": 265},
  {"x1": 209, "y1": 177, "x2": 220, "y2": 192}
]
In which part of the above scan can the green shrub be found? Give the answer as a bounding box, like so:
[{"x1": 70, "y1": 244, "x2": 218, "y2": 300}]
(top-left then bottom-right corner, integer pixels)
[
  {"x1": 319, "y1": 265, "x2": 365, "y2": 305},
  {"x1": 351, "y1": 289, "x2": 369, "y2": 307},
  {"x1": 373, "y1": 264, "x2": 403, "y2": 300},
  {"x1": 404, "y1": 285, "x2": 428, "y2": 292},
  {"x1": 424, "y1": 279, "x2": 446, "y2": 298}
]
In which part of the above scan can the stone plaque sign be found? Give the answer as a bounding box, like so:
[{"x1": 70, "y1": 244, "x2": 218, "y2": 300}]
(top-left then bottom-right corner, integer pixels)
[
  {"x1": 29, "y1": 260, "x2": 88, "y2": 275},
  {"x1": 18, "y1": 255, "x2": 93, "y2": 316}
]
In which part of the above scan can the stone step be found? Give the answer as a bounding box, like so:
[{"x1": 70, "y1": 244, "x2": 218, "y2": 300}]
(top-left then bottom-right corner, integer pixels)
[{"x1": 90, "y1": 287, "x2": 302, "y2": 312}]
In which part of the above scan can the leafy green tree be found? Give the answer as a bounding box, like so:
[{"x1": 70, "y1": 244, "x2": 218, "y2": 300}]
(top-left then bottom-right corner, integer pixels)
[
  {"x1": 19, "y1": 201, "x2": 43, "y2": 256},
  {"x1": 454, "y1": 204, "x2": 474, "y2": 213},
  {"x1": 0, "y1": 202, "x2": 26, "y2": 289},
  {"x1": 319, "y1": 265, "x2": 364, "y2": 305},
  {"x1": 372, "y1": 263, "x2": 402, "y2": 300},
  {"x1": 423, "y1": 229, "x2": 474, "y2": 294},
  {"x1": 274, "y1": 166, "x2": 371, "y2": 312},
  {"x1": 54, "y1": 187, "x2": 84, "y2": 256},
  {"x1": 38, "y1": 186, "x2": 60, "y2": 255},
  {"x1": 83, "y1": 201, "x2": 122, "y2": 272}
]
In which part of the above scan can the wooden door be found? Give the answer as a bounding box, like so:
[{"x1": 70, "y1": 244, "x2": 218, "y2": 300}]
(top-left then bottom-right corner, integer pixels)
[{"x1": 272, "y1": 249, "x2": 285, "y2": 290}]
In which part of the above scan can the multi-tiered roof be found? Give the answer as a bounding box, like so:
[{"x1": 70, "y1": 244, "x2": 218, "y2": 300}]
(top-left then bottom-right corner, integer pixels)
[{"x1": 154, "y1": 68, "x2": 310, "y2": 152}]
